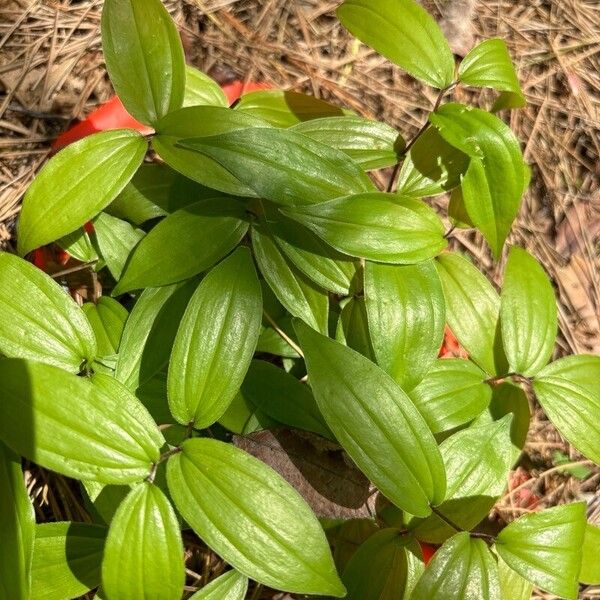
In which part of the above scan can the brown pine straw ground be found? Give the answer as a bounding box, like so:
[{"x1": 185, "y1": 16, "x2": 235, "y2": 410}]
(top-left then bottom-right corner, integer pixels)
[{"x1": 1, "y1": 0, "x2": 599, "y2": 598}]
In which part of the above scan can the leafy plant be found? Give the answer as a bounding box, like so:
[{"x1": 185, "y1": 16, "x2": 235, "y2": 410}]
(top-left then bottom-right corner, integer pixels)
[{"x1": 1, "y1": 0, "x2": 598, "y2": 598}]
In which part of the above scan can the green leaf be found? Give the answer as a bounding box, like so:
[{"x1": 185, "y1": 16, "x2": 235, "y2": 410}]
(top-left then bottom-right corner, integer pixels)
[
  {"x1": 101, "y1": 0, "x2": 185, "y2": 125},
  {"x1": 365, "y1": 260, "x2": 445, "y2": 390},
  {"x1": 252, "y1": 222, "x2": 329, "y2": 334},
  {"x1": 495, "y1": 503, "x2": 586, "y2": 600},
  {"x1": 459, "y1": 39, "x2": 523, "y2": 100},
  {"x1": 497, "y1": 555, "x2": 533, "y2": 600},
  {"x1": 82, "y1": 297, "x2": 128, "y2": 366},
  {"x1": 168, "y1": 248, "x2": 262, "y2": 428},
  {"x1": 189, "y1": 570, "x2": 248, "y2": 600},
  {"x1": 282, "y1": 193, "x2": 446, "y2": 264},
  {"x1": 408, "y1": 358, "x2": 492, "y2": 434},
  {"x1": 429, "y1": 104, "x2": 525, "y2": 258},
  {"x1": 500, "y1": 247, "x2": 557, "y2": 375},
  {"x1": 294, "y1": 320, "x2": 446, "y2": 517},
  {"x1": 0, "y1": 361, "x2": 164, "y2": 483},
  {"x1": 336, "y1": 0, "x2": 454, "y2": 89},
  {"x1": 580, "y1": 523, "x2": 600, "y2": 584},
  {"x1": 436, "y1": 252, "x2": 504, "y2": 375},
  {"x1": 31, "y1": 522, "x2": 106, "y2": 600},
  {"x1": 0, "y1": 252, "x2": 96, "y2": 372},
  {"x1": 292, "y1": 116, "x2": 403, "y2": 170},
  {"x1": 114, "y1": 198, "x2": 248, "y2": 294},
  {"x1": 178, "y1": 127, "x2": 375, "y2": 206},
  {"x1": 153, "y1": 106, "x2": 269, "y2": 196},
  {"x1": 235, "y1": 89, "x2": 349, "y2": 127},
  {"x1": 492, "y1": 91, "x2": 527, "y2": 113},
  {"x1": 411, "y1": 532, "x2": 500, "y2": 600},
  {"x1": 447, "y1": 185, "x2": 475, "y2": 228},
  {"x1": 17, "y1": 129, "x2": 146, "y2": 256},
  {"x1": 219, "y1": 391, "x2": 276, "y2": 435},
  {"x1": 167, "y1": 438, "x2": 345, "y2": 596},
  {"x1": 93, "y1": 212, "x2": 145, "y2": 281},
  {"x1": 336, "y1": 297, "x2": 374, "y2": 360},
  {"x1": 102, "y1": 483, "x2": 184, "y2": 600},
  {"x1": 0, "y1": 441, "x2": 35, "y2": 600},
  {"x1": 82, "y1": 480, "x2": 130, "y2": 526},
  {"x1": 184, "y1": 65, "x2": 228, "y2": 108},
  {"x1": 115, "y1": 280, "x2": 197, "y2": 390},
  {"x1": 533, "y1": 354, "x2": 600, "y2": 464},
  {"x1": 241, "y1": 360, "x2": 331, "y2": 438},
  {"x1": 395, "y1": 126, "x2": 470, "y2": 197},
  {"x1": 58, "y1": 228, "x2": 98, "y2": 263},
  {"x1": 342, "y1": 529, "x2": 423, "y2": 599}
]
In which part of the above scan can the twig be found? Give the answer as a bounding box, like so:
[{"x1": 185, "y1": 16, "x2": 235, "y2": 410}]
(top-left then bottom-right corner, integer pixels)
[{"x1": 262, "y1": 309, "x2": 304, "y2": 358}]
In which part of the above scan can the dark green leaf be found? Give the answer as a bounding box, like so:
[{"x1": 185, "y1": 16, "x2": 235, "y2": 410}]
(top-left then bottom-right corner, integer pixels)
[
  {"x1": 153, "y1": 106, "x2": 269, "y2": 196},
  {"x1": 0, "y1": 252, "x2": 96, "y2": 372},
  {"x1": 31, "y1": 522, "x2": 106, "y2": 600},
  {"x1": 295, "y1": 320, "x2": 446, "y2": 517},
  {"x1": 336, "y1": 0, "x2": 455, "y2": 88},
  {"x1": 436, "y1": 252, "x2": 504, "y2": 375},
  {"x1": 18, "y1": 130, "x2": 146, "y2": 256},
  {"x1": 365, "y1": 260, "x2": 445, "y2": 390},
  {"x1": 167, "y1": 438, "x2": 345, "y2": 596},
  {"x1": 281, "y1": 193, "x2": 446, "y2": 264},
  {"x1": 235, "y1": 90, "x2": 348, "y2": 127},
  {"x1": 178, "y1": 127, "x2": 374, "y2": 206},
  {"x1": 168, "y1": 248, "x2": 262, "y2": 428},
  {"x1": 101, "y1": 0, "x2": 185, "y2": 124},
  {"x1": 459, "y1": 39, "x2": 524, "y2": 101},
  {"x1": 0, "y1": 361, "x2": 164, "y2": 483},
  {"x1": 102, "y1": 483, "x2": 184, "y2": 600},
  {"x1": 342, "y1": 529, "x2": 423, "y2": 599},
  {"x1": 115, "y1": 280, "x2": 197, "y2": 390},
  {"x1": 500, "y1": 246, "x2": 557, "y2": 375},
  {"x1": 533, "y1": 354, "x2": 600, "y2": 464},
  {"x1": 335, "y1": 297, "x2": 374, "y2": 360},
  {"x1": 292, "y1": 116, "x2": 403, "y2": 170},
  {"x1": 189, "y1": 570, "x2": 248, "y2": 599},
  {"x1": 396, "y1": 126, "x2": 470, "y2": 197},
  {"x1": 58, "y1": 228, "x2": 98, "y2": 263},
  {"x1": 408, "y1": 359, "x2": 491, "y2": 434},
  {"x1": 429, "y1": 104, "x2": 525, "y2": 258},
  {"x1": 495, "y1": 503, "x2": 586, "y2": 600},
  {"x1": 411, "y1": 532, "x2": 500, "y2": 600},
  {"x1": 580, "y1": 524, "x2": 600, "y2": 584},
  {"x1": 0, "y1": 441, "x2": 34, "y2": 600},
  {"x1": 447, "y1": 185, "x2": 475, "y2": 229},
  {"x1": 252, "y1": 223, "x2": 329, "y2": 334},
  {"x1": 184, "y1": 65, "x2": 228, "y2": 108},
  {"x1": 82, "y1": 480, "x2": 130, "y2": 526},
  {"x1": 218, "y1": 391, "x2": 277, "y2": 435},
  {"x1": 113, "y1": 198, "x2": 248, "y2": 294}
]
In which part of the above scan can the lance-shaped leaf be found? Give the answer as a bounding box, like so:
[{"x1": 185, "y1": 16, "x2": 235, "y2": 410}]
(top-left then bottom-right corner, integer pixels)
[
  {"x1": 337, "y1": 0, "x2": 454, "y2": 89},
  {"x1": 495, "y1": 503, "x2": 587, "y2": 600},
  {"x1": 101, "y1": 0, "x2": 185, "y2": 125},
  {"x1": 430, "y1": 104, "x2": 525, "y2": 258},
  {"x1": 167, "y1": 438, "x2": 345, "y2": 596},
  {"x1": 0, "y1": 253, "x2": 96, "y2": 372},
  {"x1": 500, "y1": 247, "x2": 557, "y2": 375},
  {"x1": 408, "y1": 359, "x2": 492, "y2": 434},
  {"x1": 83, "y1": 296, "x2": 128, "y2": 357},
  {"x1": 235, "y1": 90, "x2": 348, "y2": 127},
  {"x1": 396, "y1": 126, "x2": 470, "y2": 198},
  {"x1": 0, "y1": 361, "x2": 164, "y2": 483},
  {"x1": 580, "y1": 524, "x2": 600, "y2": 584},
  {"x1": 294, "y1": 320, "x2": 446, "y2": 517},
  {"x1": 153, "y1": 106, "x2": 269, "y2": 196},
  {"x1": 411, "y1": 532, "x2": 500, "y2": 600},
  {"x1": 31, "y1": 522, "x2": 106, "y2": 600},
  {"x1": 115, "y1": 281, "x2": 197, "y2": 391},
  {"x1": 17, "y1": 130, "x2": 146, "y2": 257},
  {"x1": 114, "y1": 198, "x2": 248, "y2": 294},
  {"x1": 365, "y1": 260, "x2": 445, "y2": 390},
  {"x1": 292, "y1": 116, "x2": 403, "y2": 170},
  {"x1": 168, "y1": 248, "x2": 262, "y2": 428},
  {"x1": 436, "y1": 252, "x2": 504, "y2": 375},
  {"x1": 178, "y1": 127, "x2": 374, "y2": 206},
  {"x1": 342, "y1": 529, "x2": 424, "y2": 599},
  {"x1": 189, "y1": 570, "x2": 248, "y2": 600},
  {"x1": 533, "y1": 354, "x2": 600, "y2": 464},
  {"x1": 281, "y1": 193, "x2": 446, "y2": 264},
  {"x1": 459, "y1": 39, "x2": 524, "y2": 101},
  {"x1": 0, "y1": 441, "x2": 35, "y2": 600},
  {"x1": 252, "y1": 223, "x2": 329, "y2": 334},
  {"x1": 184, "y1": 65, "x2": 228, "y2": 108},
  {"x1": 102, "y1": 483, "x2": 184, "y2": 600},
  {"x1": 336, "y1": 297, "x2": 374, "y2": 360}
]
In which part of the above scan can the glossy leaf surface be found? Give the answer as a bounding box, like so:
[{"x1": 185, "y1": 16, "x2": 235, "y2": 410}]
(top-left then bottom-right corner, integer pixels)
[
  {"x1": 189, "y1": 570, "x2": 248, "y2": 599},
  {"x1": 184, "y1": 66, "x2": 228, "y2": 108},
  {"x1": 580, "y1": 524, "x2": 600, "y2": 584}
]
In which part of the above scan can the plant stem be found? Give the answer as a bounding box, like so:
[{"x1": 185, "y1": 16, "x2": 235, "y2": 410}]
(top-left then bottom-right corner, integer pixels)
[
  {"x1": 146, "y1": 446, "x2": 182, "y2": 483},
  {"x1": 485, "y1": 372, "x2": 531, "y2": 387},
  {"x1": 262, "y1": 309, "x2": 304, "y2": 358},
  {"x1": 431, "y1": 505, "x2": 462, "y2": 532}
]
